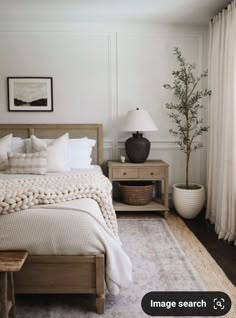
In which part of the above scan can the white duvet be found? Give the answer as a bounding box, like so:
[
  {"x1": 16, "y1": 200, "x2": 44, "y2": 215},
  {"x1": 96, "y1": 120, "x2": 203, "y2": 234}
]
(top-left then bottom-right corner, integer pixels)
[{"x1": 0, "y1": 170, "x2": 132, "y2": 295}]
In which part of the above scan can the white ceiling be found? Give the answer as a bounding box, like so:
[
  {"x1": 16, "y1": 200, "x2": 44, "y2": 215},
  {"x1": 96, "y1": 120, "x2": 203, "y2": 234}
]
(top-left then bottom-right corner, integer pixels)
[{"x1": 0, "y1": 0, "x2": 232, "y2": 25}]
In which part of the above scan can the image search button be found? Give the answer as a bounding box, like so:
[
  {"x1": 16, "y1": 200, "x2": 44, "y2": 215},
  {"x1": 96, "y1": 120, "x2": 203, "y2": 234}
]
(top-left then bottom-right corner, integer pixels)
[{"x1": 141, "y1": 291, "x2": 231, "y2": 316}]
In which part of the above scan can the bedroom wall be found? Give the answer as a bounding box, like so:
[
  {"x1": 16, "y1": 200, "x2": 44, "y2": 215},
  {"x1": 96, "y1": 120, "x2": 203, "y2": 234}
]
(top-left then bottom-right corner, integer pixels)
[{"x1": 0, "y1": 22, "x2": 208, "y2": 189}]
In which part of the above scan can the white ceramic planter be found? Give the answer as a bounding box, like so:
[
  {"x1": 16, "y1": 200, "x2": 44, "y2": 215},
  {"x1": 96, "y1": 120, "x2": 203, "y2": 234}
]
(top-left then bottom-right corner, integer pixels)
[{"x1": 172, "y1": 183, "x2": 205, "y2": 219}]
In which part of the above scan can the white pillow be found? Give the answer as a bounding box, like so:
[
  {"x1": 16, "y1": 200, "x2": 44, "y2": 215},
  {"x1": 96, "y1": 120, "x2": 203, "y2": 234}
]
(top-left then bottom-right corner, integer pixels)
[
  {"x1": 69, "y1": 138, "x2": 96, "y2": 169},
  {"x1": 0, "y1": 134, "x2": 13, "y2": 170},
  {"x1": 30, "y1": 133, "x2": 70, "y2": 172},
  {"x1": 12, "y1": 138, "x2": 26, "y2": 153},
  {"x1": 25, "y1": 138, "x2": 32, "y2": 153}
]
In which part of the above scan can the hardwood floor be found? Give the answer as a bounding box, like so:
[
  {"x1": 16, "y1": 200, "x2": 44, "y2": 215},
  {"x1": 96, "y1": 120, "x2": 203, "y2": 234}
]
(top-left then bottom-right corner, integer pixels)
[{"x1": 183, "y1": 210, "x2": 236, "y2": 286}]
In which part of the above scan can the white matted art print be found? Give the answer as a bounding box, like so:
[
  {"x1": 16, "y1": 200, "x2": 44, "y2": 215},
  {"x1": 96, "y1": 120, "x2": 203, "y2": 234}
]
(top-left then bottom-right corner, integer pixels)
[{"x1": 7, "y1": 77, "x2": 53, "y2": 112}]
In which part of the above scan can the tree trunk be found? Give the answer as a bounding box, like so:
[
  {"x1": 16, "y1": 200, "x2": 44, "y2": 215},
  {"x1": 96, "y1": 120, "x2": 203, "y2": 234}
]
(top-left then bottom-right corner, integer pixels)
[
  {"x1": 186, "y1": 102, "x2": 190, "y2": 189},
  {"x1": 186, "y1": 150, "x2": 190, "y2": 189}
]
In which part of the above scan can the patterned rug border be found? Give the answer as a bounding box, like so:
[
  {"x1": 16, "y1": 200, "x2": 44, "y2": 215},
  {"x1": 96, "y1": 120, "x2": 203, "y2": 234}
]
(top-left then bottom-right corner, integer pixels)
[
  {"x1": 118, "y1": 213, "x2": 236, "y2": 318},
  {"x1": 166, "y1": 214, "x2": 236, "y2": 318},
  {"x1": 153, "y1": 218, "x2": 206, "y2": 290}
]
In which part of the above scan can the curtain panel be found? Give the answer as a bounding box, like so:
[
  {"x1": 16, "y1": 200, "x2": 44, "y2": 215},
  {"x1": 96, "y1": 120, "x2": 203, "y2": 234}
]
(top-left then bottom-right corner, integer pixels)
[{"x1": 207, "y1": 0, "x2": 236, "y2": 243}]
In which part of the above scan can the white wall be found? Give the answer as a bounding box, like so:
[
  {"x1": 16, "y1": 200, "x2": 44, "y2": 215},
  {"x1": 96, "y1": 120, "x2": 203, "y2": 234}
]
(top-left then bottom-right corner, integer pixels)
[{"x1": 0, "y1": 22, "x2": 208, "y2": 189}]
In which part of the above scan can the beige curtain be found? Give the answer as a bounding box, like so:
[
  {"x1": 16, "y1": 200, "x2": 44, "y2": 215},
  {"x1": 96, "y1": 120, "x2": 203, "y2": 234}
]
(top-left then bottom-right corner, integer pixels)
[{"x1": 207, "y1": 0, "x2": 236, "y2": 243}]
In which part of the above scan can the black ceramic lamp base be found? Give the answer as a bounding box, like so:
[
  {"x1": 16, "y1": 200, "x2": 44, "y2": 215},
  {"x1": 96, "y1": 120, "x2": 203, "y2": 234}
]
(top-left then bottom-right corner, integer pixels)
[{"x1": 125, "y1": 132, "x2": 150, "y2": 163}]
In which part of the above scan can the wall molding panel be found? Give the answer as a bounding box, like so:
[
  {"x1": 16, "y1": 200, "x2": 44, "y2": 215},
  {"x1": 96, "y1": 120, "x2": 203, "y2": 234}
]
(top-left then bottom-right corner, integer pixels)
[{"x1": 0, "y1": 23, "x2": 208, "y2": 186}]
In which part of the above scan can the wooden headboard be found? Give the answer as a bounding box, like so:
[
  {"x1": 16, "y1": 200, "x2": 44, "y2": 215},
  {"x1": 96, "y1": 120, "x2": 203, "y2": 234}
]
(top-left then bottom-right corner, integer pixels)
[{"x1": 0, "y1": 124, "x2": 103, "y2": 165}]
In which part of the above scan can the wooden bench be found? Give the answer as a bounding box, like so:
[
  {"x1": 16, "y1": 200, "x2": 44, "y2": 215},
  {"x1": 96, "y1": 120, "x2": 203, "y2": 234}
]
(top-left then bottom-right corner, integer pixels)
[{"x1": 0, "y1": 251, "x2": 28, "y2": 318}]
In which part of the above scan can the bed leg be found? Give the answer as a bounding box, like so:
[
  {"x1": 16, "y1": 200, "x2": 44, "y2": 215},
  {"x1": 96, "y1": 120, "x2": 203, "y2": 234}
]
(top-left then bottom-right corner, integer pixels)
[
  {"x1": 96, "y1": 255, "x2": 105, "y2": 314},
  {"x1": 96, "y1": 294, "x2": 105, "y2": 314}
]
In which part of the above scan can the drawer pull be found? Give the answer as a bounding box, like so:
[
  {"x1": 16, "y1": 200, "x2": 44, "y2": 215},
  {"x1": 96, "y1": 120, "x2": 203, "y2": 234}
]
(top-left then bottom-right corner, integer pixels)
[
  {"x1": 150, "y1": 172, "x2": 154, "y2": 176},
  {"x1": 123, "y1": 172, "x2": 127, "y2": 175}
]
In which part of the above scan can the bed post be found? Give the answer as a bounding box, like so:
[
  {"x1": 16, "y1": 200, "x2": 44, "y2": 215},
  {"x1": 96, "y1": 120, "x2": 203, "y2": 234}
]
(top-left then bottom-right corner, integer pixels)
[{"x1": 95, "y1": 255, "x2": 105, "y2": 314}]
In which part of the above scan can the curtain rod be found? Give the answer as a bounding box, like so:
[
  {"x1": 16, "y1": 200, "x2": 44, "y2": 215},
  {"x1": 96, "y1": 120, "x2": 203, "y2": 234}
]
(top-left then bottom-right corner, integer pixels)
[{"x1": 211, "y1": 5, "x2": 229, "y2": 21}]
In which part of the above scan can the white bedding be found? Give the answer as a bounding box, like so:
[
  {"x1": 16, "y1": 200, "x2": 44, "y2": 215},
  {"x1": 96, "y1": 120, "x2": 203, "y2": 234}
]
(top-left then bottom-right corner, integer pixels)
[{"x1": 0, "y1": 169, "x2": 132, "y2": 295}]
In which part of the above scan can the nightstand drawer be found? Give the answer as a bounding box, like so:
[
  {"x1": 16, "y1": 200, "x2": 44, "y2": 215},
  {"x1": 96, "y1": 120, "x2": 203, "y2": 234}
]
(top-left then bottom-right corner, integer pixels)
[
  {"x1": 139, "y1": 167, "x2": 166, "y2": 179},
  {"x1": 112, "y1": 168, "x2": 138, "y2": 179}
]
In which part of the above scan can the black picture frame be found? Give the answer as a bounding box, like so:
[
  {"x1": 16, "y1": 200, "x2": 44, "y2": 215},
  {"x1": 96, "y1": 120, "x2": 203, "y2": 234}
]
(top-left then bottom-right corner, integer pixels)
[{"x1": 7, "y1": 77, "x2": 53, "y2": 112}]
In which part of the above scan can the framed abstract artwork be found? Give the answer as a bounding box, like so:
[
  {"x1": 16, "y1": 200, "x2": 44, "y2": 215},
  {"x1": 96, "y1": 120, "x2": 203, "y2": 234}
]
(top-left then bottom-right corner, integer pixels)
[{"x1": 7, "y1": 77, "x2": 53, "y2": 112}]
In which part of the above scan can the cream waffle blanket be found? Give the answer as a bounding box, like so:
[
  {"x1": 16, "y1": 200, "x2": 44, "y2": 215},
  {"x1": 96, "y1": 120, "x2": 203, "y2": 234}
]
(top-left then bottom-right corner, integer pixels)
[
  {"x1": 0, "y1": 198, "x2": 132, "y2": 295},
  {"x1": 0, "y1": 171, "x2": 118, "y2": 237}
]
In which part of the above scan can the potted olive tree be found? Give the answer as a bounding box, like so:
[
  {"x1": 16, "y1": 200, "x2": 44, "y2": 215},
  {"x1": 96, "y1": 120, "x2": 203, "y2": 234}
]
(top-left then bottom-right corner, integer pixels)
[{"x1": 163, "y1": 47, "x2": 211, "y2": 218}]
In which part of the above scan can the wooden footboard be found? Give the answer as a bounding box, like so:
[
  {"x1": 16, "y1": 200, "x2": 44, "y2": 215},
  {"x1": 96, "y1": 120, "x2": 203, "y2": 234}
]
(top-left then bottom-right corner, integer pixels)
[{"x1": 14, "y1": 254, "x2": 105, "y2": 314}]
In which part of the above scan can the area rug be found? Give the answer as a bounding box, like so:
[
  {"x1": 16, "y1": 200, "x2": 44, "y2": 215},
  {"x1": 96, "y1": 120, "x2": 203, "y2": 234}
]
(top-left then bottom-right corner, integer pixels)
[
  {"x1": 166, "y1": 214, "x2": 236, "y2": 318},
  {"x1": 16, "y1": 218, "x2": 207, "y2": 318}
]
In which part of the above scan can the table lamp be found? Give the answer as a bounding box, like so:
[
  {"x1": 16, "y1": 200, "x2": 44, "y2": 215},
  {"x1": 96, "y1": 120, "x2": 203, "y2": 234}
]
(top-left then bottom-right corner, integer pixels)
[{"x1": 122, "y1": 108, "x2": 158, "y2": 163}]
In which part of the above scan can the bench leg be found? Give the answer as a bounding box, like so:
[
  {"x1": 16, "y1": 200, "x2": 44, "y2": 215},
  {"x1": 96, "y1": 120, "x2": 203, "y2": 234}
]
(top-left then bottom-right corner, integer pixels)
[
  {"x1": 96, "y1": 294, "x2": 105, "y2": 314},
  {"x1": 0, "y1": 272, "x2": 8, "y2": 318},
  {"x1": 0, "y1": 272, "x2": 16, "y2": 318},
  {"x1": 8, "y1": 273, "x2": 16, "y2": 318}
]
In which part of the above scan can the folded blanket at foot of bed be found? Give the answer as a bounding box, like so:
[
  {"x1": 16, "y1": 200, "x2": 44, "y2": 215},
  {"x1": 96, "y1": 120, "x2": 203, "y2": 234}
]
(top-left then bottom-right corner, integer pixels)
[{"x1": 0, "y1": 198, "x2": 132, "y2": 295}]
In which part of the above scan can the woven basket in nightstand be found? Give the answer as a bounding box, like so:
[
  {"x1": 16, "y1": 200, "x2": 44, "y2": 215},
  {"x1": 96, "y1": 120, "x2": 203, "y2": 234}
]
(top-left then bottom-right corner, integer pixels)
[{"x1": 118, "y1": 181, "x2": 153, "y2": 205}]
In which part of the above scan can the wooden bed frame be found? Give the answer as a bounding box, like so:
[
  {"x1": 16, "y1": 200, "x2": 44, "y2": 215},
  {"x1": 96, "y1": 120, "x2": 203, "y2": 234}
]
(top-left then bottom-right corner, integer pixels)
[{"x1": 0, "y1": 124, "x2": 105, "y2": 314}]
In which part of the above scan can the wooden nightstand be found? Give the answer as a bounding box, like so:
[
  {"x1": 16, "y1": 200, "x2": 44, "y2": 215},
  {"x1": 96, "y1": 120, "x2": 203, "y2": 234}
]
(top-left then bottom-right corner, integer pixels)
[{"x1": 108, "y1": 160, "x2": 169, "y2": 217}]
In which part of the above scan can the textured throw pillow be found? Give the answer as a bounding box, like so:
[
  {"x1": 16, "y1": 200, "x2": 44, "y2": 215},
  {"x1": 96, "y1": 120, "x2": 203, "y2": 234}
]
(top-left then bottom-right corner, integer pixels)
[
  {"x1": 0, "y1": 134, "x2": 13, "y2": 170},
  {"x1": 30, "y1": 133, "x2": 70, "y2": 172},
  {"x1": 7, "y1": 152, "x2": 47, "y2": 175}
]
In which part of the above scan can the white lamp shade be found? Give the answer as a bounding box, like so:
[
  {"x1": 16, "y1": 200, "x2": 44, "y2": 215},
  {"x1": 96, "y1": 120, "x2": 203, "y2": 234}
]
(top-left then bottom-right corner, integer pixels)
[{"x1": 122, "y1": 108, "x2": 158, "y2": 132}]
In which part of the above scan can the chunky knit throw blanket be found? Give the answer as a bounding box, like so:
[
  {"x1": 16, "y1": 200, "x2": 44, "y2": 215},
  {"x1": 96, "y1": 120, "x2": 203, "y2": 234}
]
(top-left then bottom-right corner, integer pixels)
[{"x1": 0, "y1": 171, "x2": 118, "y2": 237}]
